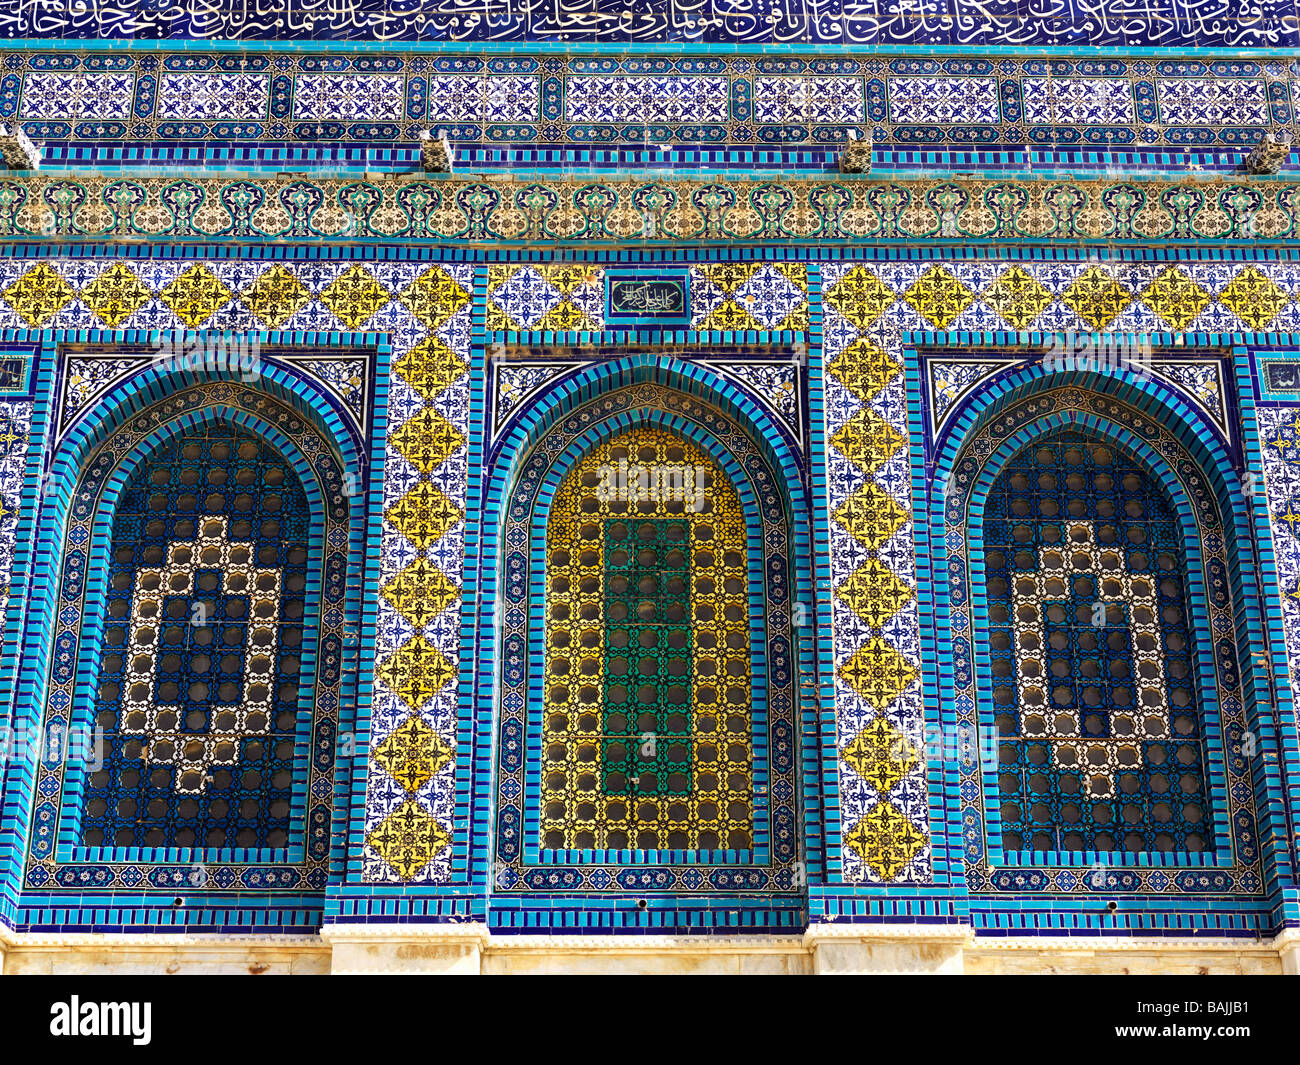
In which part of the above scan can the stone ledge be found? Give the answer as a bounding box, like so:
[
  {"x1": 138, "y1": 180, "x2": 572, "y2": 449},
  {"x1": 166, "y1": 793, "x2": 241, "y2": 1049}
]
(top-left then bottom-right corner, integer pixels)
[{"x1": 0, "y1": 927, "x2": 1295, "y2": 974}]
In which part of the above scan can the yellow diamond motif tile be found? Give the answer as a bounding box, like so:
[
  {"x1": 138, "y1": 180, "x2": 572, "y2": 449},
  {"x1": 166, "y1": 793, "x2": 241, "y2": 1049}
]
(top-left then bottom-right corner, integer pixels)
[
  {"x1": 160, "y1": 263, "x2": 233, "y2": 328},
  {"x1": 377, "y1": 634, "x2": 457, "y2": 713},
  {"x1": 381, "y1": 557, "x2": 461, "y2": 629},
  {"x1": 903, "y1": 266, "x2": 975, "y2": 329},
  {"x1": 536, "y1": 299, "x2": 599, "y2": 333},
  {"x1": 831, "y1": 407, "x2": 905, "y2": 477},
  {"x1": 842, "y1": 717, "x2": 920, "y2": 793},
  {"x1": 372, "y1": 715, "x2": 454, "y2": 793},
  {"x1": 366, "y1": 798, "x2": 452, "y2": 880},
  {"x1": 385, "y1": 481, "x2": 463, "y2": 549},
  {"x1": 832, "y1": 480, "x2": 907, "y2": 552},
  {"x1": 391, "y1": 408, "x2": 466, "y2": 473},
  {"x1": 320, "y1": 264, "x2": 391, "y2": 329},
  {"x1": 834, "y1": 558, "x2": 915, "y2": 629},
  {"x1": 699, "y1": 262, "x2": 757, "y2": 295},
  {"x1": 700, "y1": 298, "x2": 764, "y2": 332},
  {"x1": 1219, "y1": 265, "x2": 1290, "y2": 330},
  {"x1": 845, "y1": 801, "x2": 926, "y2": 880},
  {"x1": 539, "y1": 263, "x2": 600, "y2": 295},
  {"x1": 393, "y1": 337, "x2": 468, "y2": 401},
  {"x1": 1139, "y1": 267, "x2": 1210, "y2": 331},
  {"x1": 823, "y1": 265, "x2": 895, "y2": 329},
  {"x1": 399, "y1": 266, "x2": 471, "y2": 331},
  {"x1": 1063, "y1": 265, "x2": 1132, "y2": 331},
  {"x1": 4, "y1": 263, "x2": 75, "y2": 326},
  {"x1": 240, "y1": 265, "x2": 310, "y2": 328},
  {"x1": 838, "y1": 636, "x2": 917, "y2": 711},
  {"x1": 981, "y1": 265, "x2": 1054, "y2": 329},
  {"x1": 826, "y1": 338, "x2": 900, "y2": 405},
  {"x1": 80, "y1": 263, "x2": 151, "y2": 328}
]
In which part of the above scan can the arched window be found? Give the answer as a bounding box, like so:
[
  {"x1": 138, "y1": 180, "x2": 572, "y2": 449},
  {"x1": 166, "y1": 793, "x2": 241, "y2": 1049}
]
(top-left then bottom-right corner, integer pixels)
[
  {"x1": 81, "y1": 427, "x2": 311, "y2": 851},
  {"x1": 983, "y1": 429, "x2": 1209, "y2": 855},
  {"x1": 541, "y1": 427, "x2": 754, "y2": 853}
]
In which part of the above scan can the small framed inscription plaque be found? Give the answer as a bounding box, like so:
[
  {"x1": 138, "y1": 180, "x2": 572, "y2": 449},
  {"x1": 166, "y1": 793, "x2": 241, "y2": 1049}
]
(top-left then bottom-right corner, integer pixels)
[{"x1": 606, "y1": 271, "x2": 691, "y2": 325}]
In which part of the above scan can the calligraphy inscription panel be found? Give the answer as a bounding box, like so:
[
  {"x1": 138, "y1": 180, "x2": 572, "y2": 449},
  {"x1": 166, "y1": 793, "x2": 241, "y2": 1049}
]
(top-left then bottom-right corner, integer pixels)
[
  {"x1": 607, "y1": 272, "x2": 692, "y2": 325},
  {"x1": 5, "y1": 0, "x2": 1297, "y2": 47}
]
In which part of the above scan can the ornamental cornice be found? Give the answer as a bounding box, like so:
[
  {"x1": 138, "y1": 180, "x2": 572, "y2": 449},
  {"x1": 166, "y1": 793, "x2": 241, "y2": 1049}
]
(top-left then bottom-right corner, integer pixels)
[{"x1": 0, "y1": 174, "x2": 1295, "y2": 244}]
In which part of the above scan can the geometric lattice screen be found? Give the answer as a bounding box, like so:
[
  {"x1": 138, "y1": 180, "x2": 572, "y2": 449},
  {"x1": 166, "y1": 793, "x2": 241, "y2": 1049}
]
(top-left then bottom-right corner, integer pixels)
[
  {"x1": 541, "y1": 427, "x2": 755, "y2": 853},
  {"x1": 984, "y1": 429, "x2": 1211, "y2": 855},
  {"x1": 80, "y1": 428, "x2": 310, "y2": 850}
]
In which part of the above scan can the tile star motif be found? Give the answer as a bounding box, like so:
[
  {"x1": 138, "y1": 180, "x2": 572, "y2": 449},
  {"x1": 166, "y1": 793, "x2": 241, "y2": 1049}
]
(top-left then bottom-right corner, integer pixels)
[
  {"x1": 699, "y1": 297, "x2": 764, "y2": 332},
  {"x1": 240, "y1": 265, "x2": 310, "y2": 328},
  {"x1": 838, "y1": 636, "x2": 917, "y2": 711},
  {"x1": 834, "y1": 558, "x2": 915, "y2": 628},
  {"x1": 981, "y1": 265, "x2": 1054, "y2": 329},
  {"x1": 845, "y1": 801, "x2": 927, "y2": 880},
  {"x1": 372, "y1": 715, "x2": 454, "y2": 793},
  {"x1": 391, "y1": 407, "x2": 465, "y2": 473},
  {"x1": 487, "y1": 265, "x2": 562, "y2": 330},
  {"x1": 842, "y1": 717, "x2": 920, "y2": 793},
  {"x1": 377, "y1": 635, "x2": 458, "y2": 713},
  {"x1": 903, "y1": 266, "x2": 975, "y2": 329},
  {"x1": 1218, "y1": 265, "x2": 1289, "y2": 330},
  {"x1": 3, "y1": 263, "x2": 75, "y2": 326},
  {"x1": 826, "y1": 338, "x2": 900, "y2": 404},
  {"x1": 698, "y1": 262, "x2": 756, "y2": 294},
  {"x1": 732, "y1": 263, "x2": 809, "y2": 330},
  {"x1": 319, "y1": 264, "x2": 391, "y2": 329},
  {"x1": 80, "y1": 263, "x2": 151, "y2": 328},
  {"x1": 1139, "y1": 266, "x2": 1210, "y2": 330},
  {"x1": 1063, "y1": 265, "x2": 1132, "y2": 330},
  {"x1": 831, "y1": 407, "x2": 905, "y2": 476},
  {"x1": 385, "y1": 481, "x2": 463, "y2": 549},
  {"x1": 381, "y1": 557, "x2": 461, "y2": 628},
  {"x1": 833, "y1": 480, "x2": 908, "y2": 551},
  {"x1": 366, "y1": 798, "x2": 452, "y2": 880},
  {"x1": 399, "y1": 265, "x2": 471, "y2": 331},
  {"x1": 393, "y1": 337, "x2": 468, "y2": 401},
  {"x1": 823, "y1": 265, "x2": 896, "y2": 329},
  {"x1": 160, "y1": 263, "x2": 234, "y2": 328},
  {"x1": 535, "y1": 298, "x2": 600, "y2": 333}
]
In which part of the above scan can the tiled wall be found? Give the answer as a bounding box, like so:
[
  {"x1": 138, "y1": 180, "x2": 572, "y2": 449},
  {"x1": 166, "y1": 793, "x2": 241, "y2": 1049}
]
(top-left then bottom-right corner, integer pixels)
[
  {"x1": 0, "y1": 240, "x2": 1296, "y2": 935},
  {"x1": 7, "y1": 50, "x2": 1298, "y2": 172}
]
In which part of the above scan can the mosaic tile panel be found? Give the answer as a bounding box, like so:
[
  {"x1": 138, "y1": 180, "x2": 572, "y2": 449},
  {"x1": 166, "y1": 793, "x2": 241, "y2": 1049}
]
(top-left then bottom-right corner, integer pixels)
[
  {"x1": 5, "y1": 51, "x2": 1297, "y2": 160},
  {"x1": 690, "y1": 264, "x2": 809, "y2": 332},
  {"x1": 491, "y1": 381, "x2": 799, "y2": 893},
  {"x1": 539, "y1": 428, "x2": 753, "y2": 852},
  {"x1": 984, "y1": 430, "x2": 1210, "y2": 855},
  {"x1": 26, "y1": 378, "x2": 353, "y2": 894},
  {"x1": 364, "y1": 262, "x2": 474, "y2": 884},
  {"x1": 486, "y1": 265, "x2": 604, "y2": 333},
  {"x1": 3, "y1": 6, "x2": 1296, "y2": 49},
  {"x1": 1258, "y1": 405, "x2": 1300, "y2": 728},
  {"x1": 4, "y1": 175, "x2": 1299, "y2": 244},
  {"x1": 821, "y1": 262, "x2": 929, "y2": 884},
  {"x1": 83, "y1": 428, "x2": 311, "y2": 848},
  {"x1": 943, "y1": 387, "x2": 1261, "y2": 895},
  {"x1": 0, "y1": 399, "x2": 31, "y2": 673}
]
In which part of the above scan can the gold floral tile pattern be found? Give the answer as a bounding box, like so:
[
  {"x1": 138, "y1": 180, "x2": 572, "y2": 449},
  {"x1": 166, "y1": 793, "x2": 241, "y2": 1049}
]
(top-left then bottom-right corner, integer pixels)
[
  {"x1": 821, "y1": 263, "x2": 928, "y2": 884},
  {"x1": 363, "y1": 262, "x2": 475, "y2": 884}
]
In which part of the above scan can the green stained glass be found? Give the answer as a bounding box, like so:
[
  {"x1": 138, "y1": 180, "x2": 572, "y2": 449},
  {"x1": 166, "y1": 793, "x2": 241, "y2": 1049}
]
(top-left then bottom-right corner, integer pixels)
[{"x1": 601, "y1": 518, "x2": 693, "y2": 796}]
